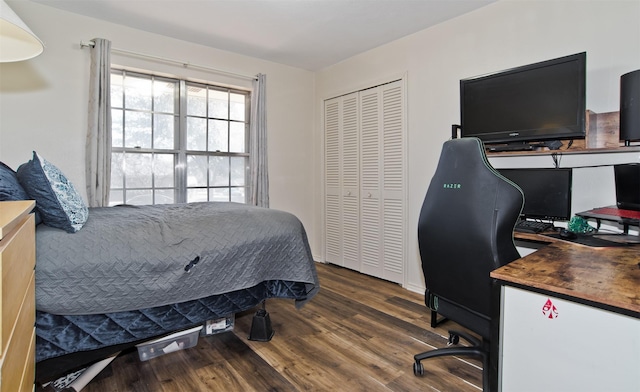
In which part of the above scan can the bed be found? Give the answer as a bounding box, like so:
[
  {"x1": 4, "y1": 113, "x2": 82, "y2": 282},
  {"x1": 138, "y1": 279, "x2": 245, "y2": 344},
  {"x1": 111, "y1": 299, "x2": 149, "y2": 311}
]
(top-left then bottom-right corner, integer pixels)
[{"x1": 33, "y1": 201, "x2": 319, "y2": 382}]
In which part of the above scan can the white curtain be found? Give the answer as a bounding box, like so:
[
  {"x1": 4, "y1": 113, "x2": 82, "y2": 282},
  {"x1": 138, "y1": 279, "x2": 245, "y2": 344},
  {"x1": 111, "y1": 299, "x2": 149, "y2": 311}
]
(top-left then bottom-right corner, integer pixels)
[
  {"x1": 85, "y1": 38, "x2": 112, "y2": 207},
  {"x1": 249, "y1": 73, "x2": 269, "y2": 207}
]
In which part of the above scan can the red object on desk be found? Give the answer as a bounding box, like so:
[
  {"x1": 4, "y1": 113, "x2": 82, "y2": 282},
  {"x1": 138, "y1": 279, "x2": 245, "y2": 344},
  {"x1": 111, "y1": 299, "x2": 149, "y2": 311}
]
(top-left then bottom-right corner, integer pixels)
[{"x1": 589, "y1": 207, "x2": 640, "y2": 220}]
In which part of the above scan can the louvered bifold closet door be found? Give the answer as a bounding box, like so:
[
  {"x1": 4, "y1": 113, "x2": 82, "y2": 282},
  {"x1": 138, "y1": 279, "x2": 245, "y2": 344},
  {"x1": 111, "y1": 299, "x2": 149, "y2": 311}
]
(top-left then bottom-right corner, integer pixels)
[
  {"x1": 340, "y1": 94, "x2": 360, "y2": 271},
  {"x1": 324, "y1": 98, "x2": 341, "y2": 264},
  {"x1": 324, "y1": 93, "x2": 360, "y2": 268},
  {"x1": 360, "y1": 80, "x2": 405, "y2": 284},
  {"x1": 359, "y1": 88, "x2": 382, "y2": 277},
  {"x1": 381, "y1": 81, "x2": 404, "y2": 284}
]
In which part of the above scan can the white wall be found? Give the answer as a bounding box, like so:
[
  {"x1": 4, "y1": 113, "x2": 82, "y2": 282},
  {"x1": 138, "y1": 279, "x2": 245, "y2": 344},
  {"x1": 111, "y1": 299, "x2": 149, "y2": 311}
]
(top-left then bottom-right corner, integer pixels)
[
  {"x1": 0, "y1": 1, "x2": 320, "y2": 257},
  {"x1": 315, "y1": 0, "x2": 640, "y2": 293}
]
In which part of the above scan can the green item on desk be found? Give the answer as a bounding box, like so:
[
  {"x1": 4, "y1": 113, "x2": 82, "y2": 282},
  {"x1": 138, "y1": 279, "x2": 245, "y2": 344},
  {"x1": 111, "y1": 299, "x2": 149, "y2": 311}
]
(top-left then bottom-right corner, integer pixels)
[{"x1": 568, "y1": 216, "x2": 595, "y2": 234}]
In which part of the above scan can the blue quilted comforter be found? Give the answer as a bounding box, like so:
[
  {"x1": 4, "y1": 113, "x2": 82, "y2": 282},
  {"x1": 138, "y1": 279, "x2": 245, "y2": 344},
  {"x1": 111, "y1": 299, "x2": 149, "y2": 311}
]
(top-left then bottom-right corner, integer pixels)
[{"x1": 35, "y1": 202, "x2": 319, "y2": 314}]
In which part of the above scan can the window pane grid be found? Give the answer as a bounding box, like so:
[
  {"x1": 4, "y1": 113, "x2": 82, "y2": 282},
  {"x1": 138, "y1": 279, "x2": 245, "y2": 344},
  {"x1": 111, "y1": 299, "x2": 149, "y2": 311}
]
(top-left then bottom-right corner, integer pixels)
[
  {"x1": 109, "y1": 150, "x2": 178, "y2": 205},
  {"x1": 185, "y1": 83, "x2": 249, "y2": 155},
  {"x1": 185, "y1": 154, "x2": 248, "y2": 203},
  {"x1": 110, "y1": 69, "x2": 250, "y2": 206}
]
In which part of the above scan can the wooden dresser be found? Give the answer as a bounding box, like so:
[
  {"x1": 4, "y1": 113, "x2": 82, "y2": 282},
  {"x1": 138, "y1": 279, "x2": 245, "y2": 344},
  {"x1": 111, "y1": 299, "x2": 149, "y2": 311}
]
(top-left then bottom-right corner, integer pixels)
[{"x1": 0, "y1": 200, "x2": 36, "y2": 392}]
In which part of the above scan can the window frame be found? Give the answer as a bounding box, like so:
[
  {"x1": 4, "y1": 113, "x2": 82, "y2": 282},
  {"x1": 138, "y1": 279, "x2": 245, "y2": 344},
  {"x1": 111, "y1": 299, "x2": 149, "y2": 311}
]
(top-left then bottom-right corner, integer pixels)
[{"x1": 109, "y1": 68, "x2": 251, "y2": 206}]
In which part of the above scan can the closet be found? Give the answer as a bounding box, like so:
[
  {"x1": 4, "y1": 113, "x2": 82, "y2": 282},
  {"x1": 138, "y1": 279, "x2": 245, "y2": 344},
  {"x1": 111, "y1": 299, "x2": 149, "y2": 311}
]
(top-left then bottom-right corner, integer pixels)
[{"x1": 324, "y1": 80, "x2": 405, "y2": 284}]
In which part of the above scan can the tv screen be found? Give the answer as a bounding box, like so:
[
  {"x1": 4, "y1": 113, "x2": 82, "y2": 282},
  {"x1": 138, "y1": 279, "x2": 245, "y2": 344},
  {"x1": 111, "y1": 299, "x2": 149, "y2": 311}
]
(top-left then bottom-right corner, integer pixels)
[
  {"x1": 498, "y1": 168, "x2": 573, "y2": 221},
  {"x1": 460, "y1": 52, "x2": 586, "y2": 146},
  {"x1": 614, "y1": 163, "x2": 640, "y2": 211}
]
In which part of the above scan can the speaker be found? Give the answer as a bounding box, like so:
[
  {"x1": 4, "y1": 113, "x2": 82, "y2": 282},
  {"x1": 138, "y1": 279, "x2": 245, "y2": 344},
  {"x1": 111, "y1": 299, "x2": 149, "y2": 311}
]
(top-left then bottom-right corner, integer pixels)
[{"x1": 620, "y1": 69, "x2": 640, "y2": 145}]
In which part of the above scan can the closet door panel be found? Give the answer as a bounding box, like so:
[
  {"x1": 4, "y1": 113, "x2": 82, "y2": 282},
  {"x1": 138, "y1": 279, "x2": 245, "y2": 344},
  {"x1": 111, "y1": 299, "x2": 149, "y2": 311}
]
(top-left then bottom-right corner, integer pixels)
[
  {"x1": 381, "y1": 81, "x2": 405, "y2": 283},
  {"x1": 359, "y1": 88, "x2": 383, "y2": 276},
  {"x1": 341, "y1": 94, "x2": 360, "y2": 270},
  {"x1": 324, "y1": 99, "x2": 342, "y2": 264},
  {"x1": 324, "y1": 93, "x2": 360, "y2": 269}
]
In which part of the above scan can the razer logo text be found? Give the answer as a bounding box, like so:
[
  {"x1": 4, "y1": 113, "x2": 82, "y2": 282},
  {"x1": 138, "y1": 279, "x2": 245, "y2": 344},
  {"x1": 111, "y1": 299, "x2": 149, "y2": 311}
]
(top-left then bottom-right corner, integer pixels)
[{"x1": 443, "y1": 183, "x2": 461, "y2": 189}]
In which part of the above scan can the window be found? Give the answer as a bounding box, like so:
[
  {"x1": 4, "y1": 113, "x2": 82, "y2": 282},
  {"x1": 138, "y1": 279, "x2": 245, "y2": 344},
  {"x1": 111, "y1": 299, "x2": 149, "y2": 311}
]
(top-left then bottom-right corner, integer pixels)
[{"x1": 109, "y1": 70, "x2": 250, "y2": 206}]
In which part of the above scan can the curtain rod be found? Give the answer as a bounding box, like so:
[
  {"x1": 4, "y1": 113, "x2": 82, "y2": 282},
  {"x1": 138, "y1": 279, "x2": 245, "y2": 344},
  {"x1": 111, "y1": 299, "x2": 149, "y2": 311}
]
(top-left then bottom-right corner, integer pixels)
[{"x1": 80, "y1": 40, "x2": 257, "y2": 81}]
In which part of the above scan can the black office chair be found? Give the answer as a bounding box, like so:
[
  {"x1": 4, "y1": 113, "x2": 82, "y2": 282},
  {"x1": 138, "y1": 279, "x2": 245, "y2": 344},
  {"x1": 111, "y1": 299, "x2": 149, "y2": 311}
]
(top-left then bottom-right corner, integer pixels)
[{"x1": 413, "y1": 137, "x2": 523, "y2": 391}]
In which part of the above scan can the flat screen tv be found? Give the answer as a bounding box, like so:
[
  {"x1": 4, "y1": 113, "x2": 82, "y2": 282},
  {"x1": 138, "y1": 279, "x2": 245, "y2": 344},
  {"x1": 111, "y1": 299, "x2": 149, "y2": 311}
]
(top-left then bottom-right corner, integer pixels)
[
  {"x1": 498, "y1": 168, "x2": 573, "y2": 221},
  {"x1": 460, "y1": 52, "x2": 586, "y2": 148}
]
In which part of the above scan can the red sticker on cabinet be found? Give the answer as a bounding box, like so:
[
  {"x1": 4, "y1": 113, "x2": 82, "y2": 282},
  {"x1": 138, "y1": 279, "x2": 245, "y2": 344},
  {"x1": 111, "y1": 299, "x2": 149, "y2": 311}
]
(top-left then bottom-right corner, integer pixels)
[{"x1": 542, "y1": 298, "x2": 558, "y2": 319}]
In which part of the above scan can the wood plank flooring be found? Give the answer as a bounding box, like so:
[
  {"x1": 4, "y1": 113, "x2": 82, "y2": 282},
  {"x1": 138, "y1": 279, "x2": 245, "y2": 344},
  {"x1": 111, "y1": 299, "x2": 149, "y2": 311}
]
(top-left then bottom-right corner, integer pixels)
[{"x1": 82, "y1": 263, "x2": 482, "y2": 391}]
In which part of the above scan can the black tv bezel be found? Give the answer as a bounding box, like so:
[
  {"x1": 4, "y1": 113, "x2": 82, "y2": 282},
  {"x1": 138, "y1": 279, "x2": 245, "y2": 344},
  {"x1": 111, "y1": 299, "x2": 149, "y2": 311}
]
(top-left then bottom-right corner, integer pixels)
[
  {"x1": 460, "y1": 52, "x2": 587, "y2": 145},
  {"x1": 498, "y1": 167, "x2": 573, "y2": 222}
]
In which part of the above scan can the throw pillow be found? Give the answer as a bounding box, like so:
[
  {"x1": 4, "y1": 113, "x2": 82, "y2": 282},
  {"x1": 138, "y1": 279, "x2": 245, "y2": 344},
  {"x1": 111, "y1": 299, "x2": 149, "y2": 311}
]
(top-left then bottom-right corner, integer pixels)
[
  {"x1": 17, "y1": 152, "x2": 89, "y2": 233},
  {"x1": 0, "y1": 161, "x2": 43, "y2": 224},
  {"x1": 0, "y1": 161, "x2": 30, "y2": 200}
]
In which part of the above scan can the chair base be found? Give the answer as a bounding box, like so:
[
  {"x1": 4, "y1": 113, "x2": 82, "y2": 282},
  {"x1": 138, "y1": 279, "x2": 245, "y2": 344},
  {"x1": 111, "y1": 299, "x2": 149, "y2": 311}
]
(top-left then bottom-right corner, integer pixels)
[{"x1": 414, "y1": 330, "x2": 489, "y2": 392}]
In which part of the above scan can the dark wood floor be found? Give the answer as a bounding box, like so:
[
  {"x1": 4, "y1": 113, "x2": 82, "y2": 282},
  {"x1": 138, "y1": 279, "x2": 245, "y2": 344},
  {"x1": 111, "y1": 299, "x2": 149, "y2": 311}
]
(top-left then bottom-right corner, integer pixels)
[{"x1": 80, "y1": 263, "x2": 482, "y2": 391}]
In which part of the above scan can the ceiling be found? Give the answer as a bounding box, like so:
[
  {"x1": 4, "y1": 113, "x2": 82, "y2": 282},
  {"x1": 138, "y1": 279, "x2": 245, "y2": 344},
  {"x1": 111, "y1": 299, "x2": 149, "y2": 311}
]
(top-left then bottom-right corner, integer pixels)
[{"x1": 30, "y1": 0, "x2": 495, "y2": 71}]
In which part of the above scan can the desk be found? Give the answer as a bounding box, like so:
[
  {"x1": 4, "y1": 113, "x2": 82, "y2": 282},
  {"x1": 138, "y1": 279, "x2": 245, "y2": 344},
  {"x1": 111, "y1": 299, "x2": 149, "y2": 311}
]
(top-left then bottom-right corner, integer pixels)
[{"x1": 491, "y1": 240, "x2": 640, "y2": 391}]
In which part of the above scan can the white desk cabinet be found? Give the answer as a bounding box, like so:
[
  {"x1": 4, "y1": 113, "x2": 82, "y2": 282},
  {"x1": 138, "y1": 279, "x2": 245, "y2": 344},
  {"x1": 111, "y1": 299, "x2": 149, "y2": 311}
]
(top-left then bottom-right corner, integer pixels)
[
  {"x1": 492, "y1": 240, "x2": 640, "y2": 392},
  {"x1": 499, "y1": 285, "x2": 640, "y2": 392}
]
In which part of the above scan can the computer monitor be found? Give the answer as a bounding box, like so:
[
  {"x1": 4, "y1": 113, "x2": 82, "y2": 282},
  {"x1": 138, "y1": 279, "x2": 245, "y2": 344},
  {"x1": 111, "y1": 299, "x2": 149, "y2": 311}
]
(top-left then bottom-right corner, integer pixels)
[
  {"x1": 460, "y1": 52, "x2": 586, "y2": 148},
  {"x1": 498, "y1": 168, "x2": 573, "y2": 221},
  {"x1": 614, "y1": 163, "x2": 640, "y2": 211}
]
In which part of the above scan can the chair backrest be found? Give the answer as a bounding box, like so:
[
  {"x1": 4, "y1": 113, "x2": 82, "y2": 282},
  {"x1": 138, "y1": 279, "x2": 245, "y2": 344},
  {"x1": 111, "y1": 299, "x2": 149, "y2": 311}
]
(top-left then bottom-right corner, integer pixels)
[{"x1": 418, "y1": 137, "x2": 523, "y2": 337}]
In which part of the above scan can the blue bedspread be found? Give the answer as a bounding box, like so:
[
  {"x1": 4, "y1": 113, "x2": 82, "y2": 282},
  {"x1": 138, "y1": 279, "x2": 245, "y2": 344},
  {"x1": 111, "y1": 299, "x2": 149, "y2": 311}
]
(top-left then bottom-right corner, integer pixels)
[{"x1": 36, "y1": 202, "x2": 319, "y2": 314}]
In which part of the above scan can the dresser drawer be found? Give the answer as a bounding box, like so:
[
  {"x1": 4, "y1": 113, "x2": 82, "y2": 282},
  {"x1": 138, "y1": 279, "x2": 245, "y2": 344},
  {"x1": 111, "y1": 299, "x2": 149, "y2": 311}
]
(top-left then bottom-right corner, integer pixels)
[
  {"x1": 1, "y1": 274, "x2": 35, "y2": 392},
  {"x1": 18, "y1": 326, "x2": 35, "y2": 392},
  {"x1": 1, "y1": 213, "x2": 35, "y2": 355}
]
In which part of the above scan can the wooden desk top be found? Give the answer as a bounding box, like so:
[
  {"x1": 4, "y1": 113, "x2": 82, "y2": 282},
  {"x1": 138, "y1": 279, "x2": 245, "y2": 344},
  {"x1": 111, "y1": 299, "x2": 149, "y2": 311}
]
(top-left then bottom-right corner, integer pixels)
[
  {"x1": 513, "y1": 231, "x2": 557, "y2": 243},
  {"x1": 491, "y1": 241, "x2": 640, "y2": 316}
]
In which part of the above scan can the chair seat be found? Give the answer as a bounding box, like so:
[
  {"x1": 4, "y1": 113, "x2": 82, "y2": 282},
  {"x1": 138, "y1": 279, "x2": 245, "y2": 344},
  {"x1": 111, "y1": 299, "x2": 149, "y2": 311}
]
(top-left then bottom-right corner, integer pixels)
[{"x1": 428, "y1": 293, "x2": 491, "y2": 339}]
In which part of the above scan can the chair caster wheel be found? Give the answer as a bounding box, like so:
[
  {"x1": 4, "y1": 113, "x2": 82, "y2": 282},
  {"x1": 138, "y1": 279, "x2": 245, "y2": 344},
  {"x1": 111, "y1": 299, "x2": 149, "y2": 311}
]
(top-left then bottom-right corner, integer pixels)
[
  {"x1": 448, "y1": 333, "x2": 460, "y2": 345},
  {"x1": 413, "y1": 361, "x2": 424, "y2": 376}
]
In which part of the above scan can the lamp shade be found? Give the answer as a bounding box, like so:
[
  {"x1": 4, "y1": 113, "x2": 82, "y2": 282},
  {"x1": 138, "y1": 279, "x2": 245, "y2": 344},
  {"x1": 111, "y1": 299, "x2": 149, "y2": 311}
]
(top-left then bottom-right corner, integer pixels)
[{"x1": 0, "y1": 0, "x2": 43, "y2": 62}]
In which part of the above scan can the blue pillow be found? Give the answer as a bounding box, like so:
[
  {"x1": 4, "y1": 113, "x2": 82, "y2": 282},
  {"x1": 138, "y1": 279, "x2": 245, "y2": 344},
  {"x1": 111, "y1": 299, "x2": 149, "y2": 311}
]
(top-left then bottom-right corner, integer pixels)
[
  {"x1": 0, "y1": 161, "x2": 43, "y2": 225},
  {"x1": 17, "y1": 152, "x2": 88, "y2": 233},
  {"x1": 0, "y1": 161, "x2": 30, "y2": 200}
]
